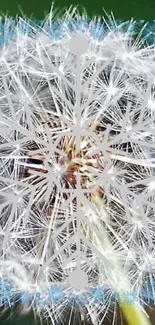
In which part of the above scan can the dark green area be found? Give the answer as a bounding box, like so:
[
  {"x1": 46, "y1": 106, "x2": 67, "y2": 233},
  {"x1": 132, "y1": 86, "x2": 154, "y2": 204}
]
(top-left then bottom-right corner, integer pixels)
[
  {"x1": 0, "y1": 0, "x2": 155, "y2": 21},
  {"x1": 0, "y1": 308, "x2": 38, "y2": 325}
]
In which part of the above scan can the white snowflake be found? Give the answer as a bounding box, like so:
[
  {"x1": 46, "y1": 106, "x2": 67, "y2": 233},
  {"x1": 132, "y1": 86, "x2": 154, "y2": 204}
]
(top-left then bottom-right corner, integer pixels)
[{"x1": 0, "y1": 7, "x2": 154, "y2": 325}]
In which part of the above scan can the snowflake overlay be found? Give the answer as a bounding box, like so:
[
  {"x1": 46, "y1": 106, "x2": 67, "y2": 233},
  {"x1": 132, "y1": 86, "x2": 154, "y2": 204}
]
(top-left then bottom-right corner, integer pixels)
[{"x1": 0, "y1": 13, "x2": 155, "y2": 324}]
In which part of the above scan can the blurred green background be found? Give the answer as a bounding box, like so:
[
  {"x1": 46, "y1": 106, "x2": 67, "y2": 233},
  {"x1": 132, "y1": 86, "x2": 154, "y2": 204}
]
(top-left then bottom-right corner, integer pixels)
[
  {"x1": 0, "y1": 0, "x2": 155, "y2": 21},
  {"x1": 0, "y1": 0, "x2": 155, "y2": 324}
]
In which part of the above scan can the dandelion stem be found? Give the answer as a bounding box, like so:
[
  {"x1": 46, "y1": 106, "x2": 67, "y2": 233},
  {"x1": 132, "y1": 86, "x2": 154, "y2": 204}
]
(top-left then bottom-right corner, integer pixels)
[{"x1": 82, "y1": 197, "x2": 153, "y2": 325}]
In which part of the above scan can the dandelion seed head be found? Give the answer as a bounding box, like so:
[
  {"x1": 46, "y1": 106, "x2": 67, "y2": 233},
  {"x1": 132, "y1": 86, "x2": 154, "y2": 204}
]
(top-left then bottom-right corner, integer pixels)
[
  {"x1": 0, "y1": 7, "x2": 154, "y2": 325},
  {"x1": 105, "y1": 82, "x2": 118, "y2": 97}
]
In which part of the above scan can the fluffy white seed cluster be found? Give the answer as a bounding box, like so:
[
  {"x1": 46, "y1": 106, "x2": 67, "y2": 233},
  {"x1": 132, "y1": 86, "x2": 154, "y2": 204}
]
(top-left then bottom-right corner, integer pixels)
[{"x1": 0, "y1": 8, "x2": 155, "y2": 325}]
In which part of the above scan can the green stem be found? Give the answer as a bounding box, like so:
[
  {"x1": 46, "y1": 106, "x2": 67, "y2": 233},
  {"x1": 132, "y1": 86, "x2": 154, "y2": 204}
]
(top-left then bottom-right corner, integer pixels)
[
  {"x1": 120, "y1": 302, "x2": 152, "y2": 325},
  {"x1": 82, "y1": 197, "x2": 152, "y2": 325}
]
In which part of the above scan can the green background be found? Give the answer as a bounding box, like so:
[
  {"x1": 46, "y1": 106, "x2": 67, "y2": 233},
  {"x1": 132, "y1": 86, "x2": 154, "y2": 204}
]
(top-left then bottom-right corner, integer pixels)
[
  {"x1": 0, "y1": 0, "x2": 155, "y2": 21},
  {"x1": 0, "y1": 0, "x2": 155, "y2": 324}
]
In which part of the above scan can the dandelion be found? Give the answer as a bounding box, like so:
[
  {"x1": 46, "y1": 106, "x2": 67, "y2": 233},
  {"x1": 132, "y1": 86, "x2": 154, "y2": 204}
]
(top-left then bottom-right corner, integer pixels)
[{"x1": 0, "y1": 5, "x2": 155, "y2": 325}]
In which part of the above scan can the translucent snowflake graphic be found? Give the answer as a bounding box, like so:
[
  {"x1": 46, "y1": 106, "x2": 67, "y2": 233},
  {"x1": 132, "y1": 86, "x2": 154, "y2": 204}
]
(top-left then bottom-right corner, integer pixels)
[{"x1": 0, "y1": 6, "x2": 155, "y2": 325}]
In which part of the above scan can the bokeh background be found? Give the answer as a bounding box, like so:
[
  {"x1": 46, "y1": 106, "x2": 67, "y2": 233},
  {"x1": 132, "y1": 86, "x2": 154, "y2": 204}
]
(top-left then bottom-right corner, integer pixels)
[
  {"x1": 0, "y1": 0, "x2": 155, "y2": 324},
  {"x1": 0, "y1": 0, "x2": 155, "y2": 20}
]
